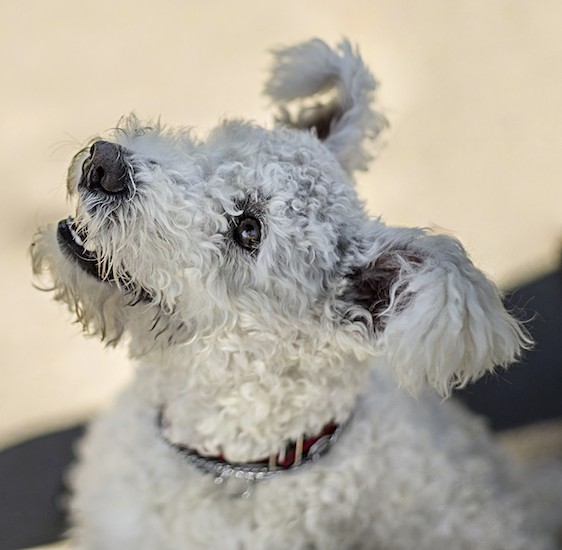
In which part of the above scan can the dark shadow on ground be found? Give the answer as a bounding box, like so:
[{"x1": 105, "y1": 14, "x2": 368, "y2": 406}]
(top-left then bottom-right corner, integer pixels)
[{"x1": 456, "y1": 262, "x2": 562, "y2": 430}]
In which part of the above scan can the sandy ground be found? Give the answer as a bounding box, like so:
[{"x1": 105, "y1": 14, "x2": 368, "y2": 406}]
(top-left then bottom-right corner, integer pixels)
[{"x1": 1, "y1": 2, "x2": 561, "y2": 546}]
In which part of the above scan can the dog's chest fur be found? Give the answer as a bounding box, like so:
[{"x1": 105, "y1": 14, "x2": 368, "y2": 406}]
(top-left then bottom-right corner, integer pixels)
[{"x1": 71, "y1": 367, "x2": 550, "y2": 550}]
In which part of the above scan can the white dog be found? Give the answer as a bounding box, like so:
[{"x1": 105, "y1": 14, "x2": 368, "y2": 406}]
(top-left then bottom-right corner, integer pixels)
[{"x1": 32, "y1": 39, "x2": 562, "y2": 549}]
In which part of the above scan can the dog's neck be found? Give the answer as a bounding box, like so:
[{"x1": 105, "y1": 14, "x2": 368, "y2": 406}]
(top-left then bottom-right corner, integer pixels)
[{"x1": 133, "y1": 333, "x2": 370, "y2": 463}]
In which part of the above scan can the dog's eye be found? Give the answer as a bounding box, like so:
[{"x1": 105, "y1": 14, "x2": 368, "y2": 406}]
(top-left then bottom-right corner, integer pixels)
[{"x1": 234, "y1": 217, "x2": 262, "y2": 250}]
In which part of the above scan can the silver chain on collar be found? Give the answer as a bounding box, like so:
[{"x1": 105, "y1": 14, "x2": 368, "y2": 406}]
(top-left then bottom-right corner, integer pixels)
[{"x1": 158, "y1": 412, "x2": 349, "y2": 497}]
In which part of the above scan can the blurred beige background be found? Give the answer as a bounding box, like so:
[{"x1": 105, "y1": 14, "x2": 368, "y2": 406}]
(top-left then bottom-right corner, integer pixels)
[{"x1": 1, "y1": 0, "x2": 561, "y2": 480}]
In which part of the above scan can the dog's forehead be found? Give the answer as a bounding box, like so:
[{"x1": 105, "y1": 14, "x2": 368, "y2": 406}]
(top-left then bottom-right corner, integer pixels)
[
  {"x1": 201, "y1": 121, "x2": 345, "y2": 196},
  {"x1": 210, "y1": 120, "x2": 332, "y2": 160}
]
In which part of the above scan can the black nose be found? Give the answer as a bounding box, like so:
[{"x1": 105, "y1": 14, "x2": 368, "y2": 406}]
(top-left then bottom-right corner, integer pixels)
[{"x1": 83, "y1": 141, "x2": 130, "y2": 194}]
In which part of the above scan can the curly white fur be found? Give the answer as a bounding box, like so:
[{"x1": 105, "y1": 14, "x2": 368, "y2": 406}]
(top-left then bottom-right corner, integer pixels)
[{"x1": 31, "y1": 38, "x2": 561, "y2": 549}]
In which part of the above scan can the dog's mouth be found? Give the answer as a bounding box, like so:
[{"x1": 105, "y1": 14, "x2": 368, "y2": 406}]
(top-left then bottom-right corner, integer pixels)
[
  {"x1": 57, "y1": 217, "x2": 103, "y2": 280},
  {"x1": 57, "y1": 217, "x2": 152, "y2": 303}
]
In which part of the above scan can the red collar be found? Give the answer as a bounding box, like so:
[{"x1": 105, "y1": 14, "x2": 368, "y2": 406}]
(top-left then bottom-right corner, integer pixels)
[
  {"x1": 157, "y1": 410, "x2": 346, "y2": 483},
  {"x1": 220, "y1": 422, "x2": 339, "y2": 469}
]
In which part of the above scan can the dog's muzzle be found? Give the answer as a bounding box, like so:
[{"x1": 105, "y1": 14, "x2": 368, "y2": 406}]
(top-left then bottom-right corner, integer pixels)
[
  {"x1": 80, "y1": 140, "x2": 132, "y2": 195},
  {"x1": 55, "y1": 141, "x2": 138, "y2": 283},
  {"x1": 56, "y1": 141, "x2": 131, "y2": 278}
]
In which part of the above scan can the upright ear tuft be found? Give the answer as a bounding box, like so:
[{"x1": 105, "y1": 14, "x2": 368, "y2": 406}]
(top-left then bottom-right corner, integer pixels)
[{"x1": 265, "y1": 38, "x2": 387, "y2": 174}]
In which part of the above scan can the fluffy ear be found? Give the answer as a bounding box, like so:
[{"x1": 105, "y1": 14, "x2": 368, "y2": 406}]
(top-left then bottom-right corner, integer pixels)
[
  {"x1": 265, "y1": 38, "x2": 387, "y2": 174},
  {"x1": 341, "y1": 228, "x2": 531, "y2": 396}
]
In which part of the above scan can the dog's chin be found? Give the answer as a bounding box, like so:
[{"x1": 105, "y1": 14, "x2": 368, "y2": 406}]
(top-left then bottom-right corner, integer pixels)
[{"x1": 56, "y1": 217, "x2": 104, "y2": 281}]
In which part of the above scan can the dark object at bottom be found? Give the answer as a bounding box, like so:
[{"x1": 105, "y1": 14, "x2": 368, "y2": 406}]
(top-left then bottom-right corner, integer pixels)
[
  {"x1": 0, "y1": 424, "x2": 85, "y2": 549},
  {"x1": 456, "y1": 267, "x2": 562, "y2": 430}
]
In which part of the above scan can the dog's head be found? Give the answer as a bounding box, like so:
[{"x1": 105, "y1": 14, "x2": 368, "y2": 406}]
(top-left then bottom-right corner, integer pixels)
[{"x1": 32, "y1": 39, "x2": 528, "y2": 456}]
